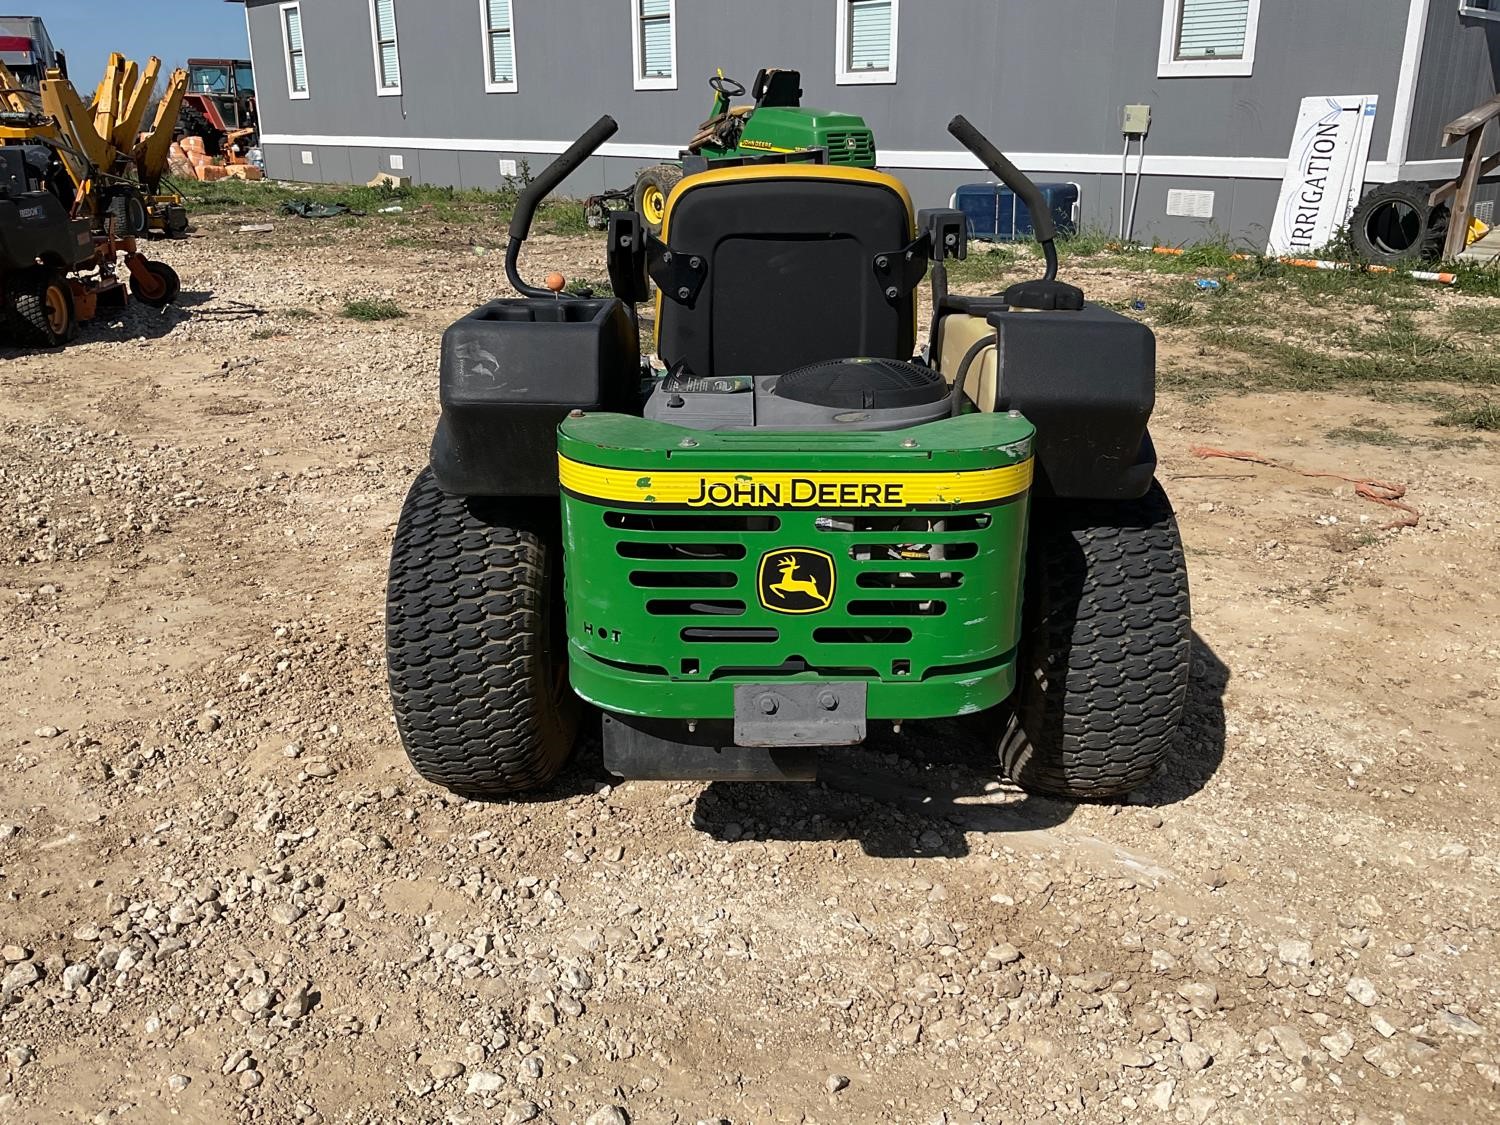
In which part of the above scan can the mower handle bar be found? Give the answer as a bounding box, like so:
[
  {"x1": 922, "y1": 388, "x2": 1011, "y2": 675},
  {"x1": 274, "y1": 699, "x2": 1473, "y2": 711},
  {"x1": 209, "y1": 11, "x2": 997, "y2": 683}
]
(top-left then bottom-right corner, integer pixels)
[
  {"x1": 506, "y1": 114, "x2": 618, "y2": 297},
  {"x1": 947, "y1": 115, "x2": 1058, "y2": 280}
]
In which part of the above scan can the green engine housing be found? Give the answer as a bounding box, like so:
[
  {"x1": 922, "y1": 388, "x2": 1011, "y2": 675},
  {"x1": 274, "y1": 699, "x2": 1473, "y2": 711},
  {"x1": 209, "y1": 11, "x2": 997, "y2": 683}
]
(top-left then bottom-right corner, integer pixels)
[
  {"x1": 558, "y1": 412, "x2": 1034, "y2": 726},
  {"x1": 701, "y1": 106, "x2": 877, "y2": 168}
]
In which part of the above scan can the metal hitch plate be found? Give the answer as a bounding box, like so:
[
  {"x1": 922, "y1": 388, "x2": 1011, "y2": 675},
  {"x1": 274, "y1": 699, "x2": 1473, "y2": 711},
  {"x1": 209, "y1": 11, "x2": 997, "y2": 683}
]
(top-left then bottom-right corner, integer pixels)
[{"x1": 733, "y1": 682, "x2": 867, "y2": 747}]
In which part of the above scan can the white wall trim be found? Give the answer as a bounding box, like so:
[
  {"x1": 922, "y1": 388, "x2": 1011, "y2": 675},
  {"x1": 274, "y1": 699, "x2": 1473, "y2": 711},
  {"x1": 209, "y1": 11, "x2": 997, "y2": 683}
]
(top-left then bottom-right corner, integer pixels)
[
  {"x1": 278, "y1": 2, "x2": 309, "y2": 100},
  {"x1": 244, "y1": 3, "x2": 261, "y2": 111},
  {"x1": 261, "y1": 133, "x2": 683, "y2": 160},
  {"x1": 1387, "y1": 0, "x2": 1432, "y2": 165},
  {"x1": 257, "y1": 134, "x2": 1462, "y2": 184},
  {"x1": 1157, "y1": 0, "x2": 1261, "y2": 78},
  {"x1": 836, "y1": 0, "x2": 900, "y2": 86},
  {"x1": 368, "y1": 0, "x2": 402, "y2": 97},
  {"x1": 1458, "y1": 1, "x2": 1500, "y2": 22},
  {"x1": 630, "y1": 0, "x2": 677, "y2": 91},
  {"x1": 480, "y1": 0, "x2": 518, "y2": 94}
]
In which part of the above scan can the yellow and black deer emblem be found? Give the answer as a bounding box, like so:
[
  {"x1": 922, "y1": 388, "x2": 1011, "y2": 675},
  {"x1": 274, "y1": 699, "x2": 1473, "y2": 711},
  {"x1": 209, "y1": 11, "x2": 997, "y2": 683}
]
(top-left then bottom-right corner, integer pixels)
[{"x1": 757, "y1": 548, "x2": 835, "y2": 614}]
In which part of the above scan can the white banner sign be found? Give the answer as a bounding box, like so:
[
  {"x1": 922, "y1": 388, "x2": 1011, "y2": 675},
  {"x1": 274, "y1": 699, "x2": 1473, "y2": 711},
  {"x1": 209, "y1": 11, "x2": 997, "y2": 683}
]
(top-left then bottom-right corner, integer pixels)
[{"x1": 1268, "y1": 95, "x2": 1379, "y2": 256}]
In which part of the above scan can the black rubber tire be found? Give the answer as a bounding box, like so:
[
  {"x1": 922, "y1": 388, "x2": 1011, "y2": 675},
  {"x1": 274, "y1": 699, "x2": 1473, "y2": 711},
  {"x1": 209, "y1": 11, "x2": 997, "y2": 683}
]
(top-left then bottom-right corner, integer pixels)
[
  {"x1": 130, "y1": 261, "x2": 181, "y2": 308},
  {"x1": 633, "y1": 164, "x2": 684, "y2": 237},
  {"x1": 3, "y1": 266, "x2": 77, "y2": 347},
  {"x1": 108, "y1": 189, "x2": 149, "y2": 237},
  {"x1": 1348, "y1": 181, "x2": 1450, "y2": 266},
  {"x1": 386, "y1": 469, "x2": 578, "y2": 798},
  {"x1": 1000, "y1": 481, "x2": 1192, "y2": 800},
  {"x1": 177, "y1": 103, "x2": 223, "y2": 156}
]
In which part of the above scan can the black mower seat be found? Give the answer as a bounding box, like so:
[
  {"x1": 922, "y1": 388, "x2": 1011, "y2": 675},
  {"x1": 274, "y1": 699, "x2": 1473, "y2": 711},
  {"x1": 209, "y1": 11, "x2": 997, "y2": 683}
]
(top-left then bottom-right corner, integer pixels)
[
  {"x1": 655, "y1": 165, "x2": 919, "y2": 378},
  {"x1": 752, "y1": 68, "x2": 802, "y2": 108}
]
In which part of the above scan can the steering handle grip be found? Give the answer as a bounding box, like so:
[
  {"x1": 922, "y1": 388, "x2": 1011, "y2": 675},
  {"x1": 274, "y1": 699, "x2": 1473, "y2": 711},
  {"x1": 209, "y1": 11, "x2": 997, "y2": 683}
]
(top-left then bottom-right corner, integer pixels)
[
  {"x1": 507, "y1": 114, "x2": 618, "y2": 242},
  {"x1": 947, "y1": 115, "x2": 1056, "y2": 244}
]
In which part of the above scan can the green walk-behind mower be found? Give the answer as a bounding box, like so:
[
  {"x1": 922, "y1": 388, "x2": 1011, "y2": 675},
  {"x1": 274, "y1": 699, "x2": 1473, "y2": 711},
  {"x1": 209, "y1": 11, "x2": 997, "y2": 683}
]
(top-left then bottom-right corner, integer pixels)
[
  {"x1": 387, "y1": 113, "x2": 1192, "y2": 802},
  {"x1": 602, "y1": 68, "x2": 876, "y2": 236}
]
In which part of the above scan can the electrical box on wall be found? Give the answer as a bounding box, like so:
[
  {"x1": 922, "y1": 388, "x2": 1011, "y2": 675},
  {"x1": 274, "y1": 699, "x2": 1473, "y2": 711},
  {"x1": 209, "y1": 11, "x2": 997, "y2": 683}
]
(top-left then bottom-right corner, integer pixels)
[{"x1": 1122, "y1": 104, "x2": 1152, "y2": 136}]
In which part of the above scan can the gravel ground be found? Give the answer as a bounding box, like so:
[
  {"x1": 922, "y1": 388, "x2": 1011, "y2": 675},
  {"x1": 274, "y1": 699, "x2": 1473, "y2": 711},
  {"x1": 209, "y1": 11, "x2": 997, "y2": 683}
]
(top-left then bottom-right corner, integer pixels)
[{"x1": 0, "y1": 212, "x2": 1497, "y2": 1125}]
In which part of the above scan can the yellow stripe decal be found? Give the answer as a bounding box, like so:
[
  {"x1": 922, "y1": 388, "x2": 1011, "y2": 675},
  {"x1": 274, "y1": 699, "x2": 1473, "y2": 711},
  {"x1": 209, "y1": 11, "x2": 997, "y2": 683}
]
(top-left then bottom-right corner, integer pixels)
[{"x1": 558, "y1": 456, "x2": 1033, "y2": 509}]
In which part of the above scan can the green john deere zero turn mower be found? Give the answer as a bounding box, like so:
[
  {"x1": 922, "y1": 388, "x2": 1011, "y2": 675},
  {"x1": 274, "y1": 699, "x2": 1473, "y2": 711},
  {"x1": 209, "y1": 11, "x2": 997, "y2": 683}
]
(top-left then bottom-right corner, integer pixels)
[
  {"x1": 598, "y1": 68, "x2": 876, "y2": 236},
  {"x1": 387, "y1": 114, "x2": 1192, "y2": 801}
]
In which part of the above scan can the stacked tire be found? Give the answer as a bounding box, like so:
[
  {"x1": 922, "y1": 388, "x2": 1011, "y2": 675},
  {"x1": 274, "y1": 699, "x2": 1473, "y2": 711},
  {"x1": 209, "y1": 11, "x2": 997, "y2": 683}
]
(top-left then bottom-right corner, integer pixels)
[{"x1": 1348, "y1": 181, "x2": 1450, "y2": 266}]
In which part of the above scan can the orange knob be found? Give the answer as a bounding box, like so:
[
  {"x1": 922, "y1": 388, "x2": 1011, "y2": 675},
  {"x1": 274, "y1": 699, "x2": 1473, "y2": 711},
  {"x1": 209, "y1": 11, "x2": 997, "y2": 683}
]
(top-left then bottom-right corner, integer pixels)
[{"x1": 544, "y1": 272, "x2": 567, "y2": 292}]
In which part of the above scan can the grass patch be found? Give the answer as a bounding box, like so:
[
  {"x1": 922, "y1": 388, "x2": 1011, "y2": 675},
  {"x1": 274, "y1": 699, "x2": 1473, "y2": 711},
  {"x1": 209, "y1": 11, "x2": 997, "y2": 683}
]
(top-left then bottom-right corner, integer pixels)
[
  {"x1": 1447, "y1": 305, "x2": 1500, "y2": 334},
  {"x1": 1450, "y1": 261, "x2": 1500, "y2": 299},
  {"x1": 250, "y1": 327, "x2": 283, "y2": 340},
  {"x1": 543, "y1": 201, "x2": 589, "y2": 235},
  {"x1": 1153, "y1": 298, "x2": 1195, "y2": 326},
  {"x1": 1326, "y1": 419, "x2": 1408, "y2": 447},
  {"x1": 945, "y1": 245, "x2": 1022, "y2": 285},
  {"x1": 342, "y1": 298, "x2": 406, "y2": 322},
  {"x1": 1436, "y1": 398, "x2": 1500, "y2": 431},
  {"x1": 1056, "y1": 227, "x2": 1118, "y2": 259},
  {"x1": 174, "y1": 174, "x2": 597, "y2": 238}
]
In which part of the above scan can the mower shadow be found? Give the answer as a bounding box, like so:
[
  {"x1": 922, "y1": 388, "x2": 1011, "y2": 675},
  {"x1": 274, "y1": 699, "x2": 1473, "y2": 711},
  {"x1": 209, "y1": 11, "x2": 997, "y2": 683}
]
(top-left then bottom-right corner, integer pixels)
[
  {"x1": 688, "y1": 629, "x2": 1228, "y2": 858},
  {"x1": 1128, "y1": 632, "x2": 1229, "y2": 809}
]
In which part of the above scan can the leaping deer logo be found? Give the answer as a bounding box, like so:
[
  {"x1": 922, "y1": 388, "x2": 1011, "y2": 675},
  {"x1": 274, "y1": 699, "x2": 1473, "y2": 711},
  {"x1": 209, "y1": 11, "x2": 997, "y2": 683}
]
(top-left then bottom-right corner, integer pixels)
[{"x1": 758, "y1": 548, "x2": 835, "y2": 614}]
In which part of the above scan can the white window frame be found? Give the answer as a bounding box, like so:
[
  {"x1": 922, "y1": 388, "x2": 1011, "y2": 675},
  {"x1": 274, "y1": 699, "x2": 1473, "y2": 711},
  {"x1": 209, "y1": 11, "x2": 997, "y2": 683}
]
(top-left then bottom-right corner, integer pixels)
[
  {"x1": 480, "y1": 0, "x2": 518, "y2": 93},
  {"x1": 1459, "y1": 0, "x2": 1500, "y2": 22},
  {"x1": 368, "y1": 0, "x2": 402, "y2": 97},
  {"x1": 279, "y1": 2, "x2": 309, "y2": 100},
  {"x1": 630, "y1": 0, "x2": 677, "y2": 91},
  {"x1": 1157, "y1": 0, "x2": 1261, "y2": 78},
  {"x1": 836, "y1": 0, "x2": 899, "y2": 86}
]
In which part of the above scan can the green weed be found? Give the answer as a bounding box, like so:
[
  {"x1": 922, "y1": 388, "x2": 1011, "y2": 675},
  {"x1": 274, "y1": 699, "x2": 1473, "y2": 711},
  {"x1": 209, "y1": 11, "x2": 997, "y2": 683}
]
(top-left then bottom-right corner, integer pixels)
[
  {"x1": 1447, "y1": 305, "x2": 1500, "y2": 334},
  {"x1": 1153, "y1": 299, "x2": 1195, "y2": 326},
  {"x1": 1326, "y1": 422, "x2": 1407, "y2": 447},
  {"x1": 1436, "y1": 398, "x2": 1500, "y2": 430},
  {"x1": 342, "y1": 298, "x2": 406, "y2": 321},
  {"x1": 1056, "y1": 227, "x2": 1117, "y2": 259}
]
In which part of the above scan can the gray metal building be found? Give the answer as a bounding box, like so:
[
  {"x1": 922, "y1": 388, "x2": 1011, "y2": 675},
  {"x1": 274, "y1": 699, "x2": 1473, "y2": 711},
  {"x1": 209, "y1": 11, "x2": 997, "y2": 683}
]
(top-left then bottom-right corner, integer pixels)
[{"x1": 238, "y1": 0, "x2": 1500, "y2": 245}]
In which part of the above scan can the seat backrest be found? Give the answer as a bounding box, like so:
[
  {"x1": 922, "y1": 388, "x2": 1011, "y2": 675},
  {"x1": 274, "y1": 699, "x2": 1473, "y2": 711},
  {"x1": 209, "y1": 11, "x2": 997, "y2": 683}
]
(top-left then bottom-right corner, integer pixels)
[
  {"x1": 752, "y1": 68, "x2": 802, "y2": 107},
  {"x1": 655, "y1": 166, "x2": 918, "y2": 377}
]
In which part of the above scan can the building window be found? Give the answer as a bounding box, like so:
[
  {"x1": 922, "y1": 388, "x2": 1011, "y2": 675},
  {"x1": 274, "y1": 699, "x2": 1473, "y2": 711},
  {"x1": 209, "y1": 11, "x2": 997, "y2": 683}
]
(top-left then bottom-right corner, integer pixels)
[
  {"x1": 369, "y1": 0, "x2": 402, "y2": 95},
  {"x1": 632, "y1": 0, "x2": 676, "y2": 91},
  {"x1": 1157, "y1": 0, "x2": 1260, "y2": 78},
  {"x1": 1459, "y1": 0, "x2": 1500, "y2": 22},
  {"x1": 279, "y1": 2, "x2": 308, "y2": 99},
  {"x1": 837, "y1": 0, "x2": 898, "y2": 85},
  {"x1": 482, "y1": 0, "x2": 517, "y2": 92}
]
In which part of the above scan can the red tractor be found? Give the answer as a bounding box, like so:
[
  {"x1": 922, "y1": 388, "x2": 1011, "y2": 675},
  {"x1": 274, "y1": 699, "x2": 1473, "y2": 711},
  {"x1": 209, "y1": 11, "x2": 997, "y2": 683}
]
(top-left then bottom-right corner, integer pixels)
[{"x1": 178, "y1": 58, "x2": 257, "y2": 159}]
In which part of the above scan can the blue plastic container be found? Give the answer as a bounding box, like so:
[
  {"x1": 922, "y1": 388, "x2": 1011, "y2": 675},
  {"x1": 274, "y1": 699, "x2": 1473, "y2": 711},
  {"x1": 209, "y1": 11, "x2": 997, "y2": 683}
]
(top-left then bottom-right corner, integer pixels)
[{"x1": 953, "y1": 182, "x2": 1080, "y2": 241}]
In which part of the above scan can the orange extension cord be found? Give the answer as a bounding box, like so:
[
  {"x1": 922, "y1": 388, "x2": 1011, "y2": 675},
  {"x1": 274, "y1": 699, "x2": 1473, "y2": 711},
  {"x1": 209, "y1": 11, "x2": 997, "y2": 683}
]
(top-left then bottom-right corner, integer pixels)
[{"x1": 1189, "y1": 446, "x2": 1421, "y2": 529}]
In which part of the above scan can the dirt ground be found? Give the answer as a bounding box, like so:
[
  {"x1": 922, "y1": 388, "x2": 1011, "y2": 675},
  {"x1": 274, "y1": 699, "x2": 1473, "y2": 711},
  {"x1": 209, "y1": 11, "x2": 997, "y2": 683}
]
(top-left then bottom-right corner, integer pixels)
[{"x1": 1, "y1": 208, "x2": 1497, "y2": 1125}]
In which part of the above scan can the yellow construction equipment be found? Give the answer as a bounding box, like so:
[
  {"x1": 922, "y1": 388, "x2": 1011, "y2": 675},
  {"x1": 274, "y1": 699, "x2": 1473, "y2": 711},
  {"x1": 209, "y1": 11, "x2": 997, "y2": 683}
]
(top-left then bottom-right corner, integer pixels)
[
  {"x1": 0, "y1": 51, "x2": 189, "y2": 237},
  {"x1": 0, "y1": 51, "x2": 187, "y2": 335}
]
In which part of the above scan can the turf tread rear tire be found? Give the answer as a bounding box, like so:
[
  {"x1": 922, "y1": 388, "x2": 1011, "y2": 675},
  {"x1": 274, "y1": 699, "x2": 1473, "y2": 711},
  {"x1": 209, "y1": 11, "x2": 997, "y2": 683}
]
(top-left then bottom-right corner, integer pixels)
[
  {"x1": 1001, "y1": 482, "x2": 1191, "y2": 799},
  {"x1": 3, "y1": 266, "x2": 76, "y2": 347},
  {"x1": 387, "y1": 469, "x2": 577, "y2": 797}
]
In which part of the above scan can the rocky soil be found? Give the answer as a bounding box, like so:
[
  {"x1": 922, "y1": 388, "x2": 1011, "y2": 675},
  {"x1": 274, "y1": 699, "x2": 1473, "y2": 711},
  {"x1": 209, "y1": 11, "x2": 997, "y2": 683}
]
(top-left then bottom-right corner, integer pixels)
[{"x1": 0, "y1": 212, "x2": 1497, "y2": 1124}]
